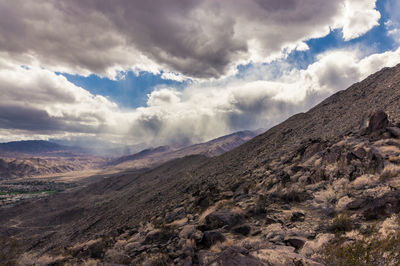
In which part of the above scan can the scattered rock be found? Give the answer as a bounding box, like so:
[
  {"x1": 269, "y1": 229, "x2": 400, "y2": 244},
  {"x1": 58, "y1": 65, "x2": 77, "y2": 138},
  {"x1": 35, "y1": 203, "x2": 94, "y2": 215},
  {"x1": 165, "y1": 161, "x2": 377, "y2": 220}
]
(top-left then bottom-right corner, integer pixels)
[
  {"x1": 179, "y1": 225, "x2": 203, "y2": 242},
  {"x1": 362, "y1": 191, "x2": 400, "y2": 220},
  {"x1": 211, "y1": 246, "x2": 264, "y2": 265},
  {"x1": 265, "y1": 223, "x2": 286, "y2": 243},
  {"x1": 353, "y1": 147, "x2": 367, "y2": 159},
  {"x1": 301, "y1": 233, "x2": 335, "y2": 257},
  {"x1": 251, "y1": 246, "x2": 323, "y2": 266}
]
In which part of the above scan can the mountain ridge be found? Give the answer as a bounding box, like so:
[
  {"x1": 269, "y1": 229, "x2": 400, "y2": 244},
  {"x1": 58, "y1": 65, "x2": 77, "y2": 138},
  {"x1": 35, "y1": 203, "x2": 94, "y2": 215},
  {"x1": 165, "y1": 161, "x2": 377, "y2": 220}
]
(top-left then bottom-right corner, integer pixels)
[{"x1": 107, "y1": 130, "x2": 257, "y2": 170}]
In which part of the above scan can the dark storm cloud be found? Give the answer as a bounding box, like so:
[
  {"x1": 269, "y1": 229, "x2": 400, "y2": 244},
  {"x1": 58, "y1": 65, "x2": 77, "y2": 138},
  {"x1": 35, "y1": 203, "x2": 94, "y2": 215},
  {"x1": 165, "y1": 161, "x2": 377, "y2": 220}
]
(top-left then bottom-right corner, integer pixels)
[
  {"x1": 0, "y1": 0, "x2": 388, "y2": 146},
  {"x1": 0, "y1": 0, "x2": 373, "y2": 78},
  {"x1": 0, "y1": 104, "x2": 97, "y2": 134}
]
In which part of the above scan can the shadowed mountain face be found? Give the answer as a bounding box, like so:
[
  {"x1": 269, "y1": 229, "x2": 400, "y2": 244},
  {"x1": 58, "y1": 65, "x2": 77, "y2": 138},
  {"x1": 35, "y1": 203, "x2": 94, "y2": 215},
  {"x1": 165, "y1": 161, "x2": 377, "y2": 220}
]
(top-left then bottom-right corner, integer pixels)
[
  {"x1": 0, "y1": 140, "x2": 82, "y2": 156},
  {"x1": 0, "y1": 141, "x2": 105, "y2": 180},
  {"x1": 1, "y1": 64, "x2": 400, "y2": 264},
  {"x1": 108, "y1": 130, "x2": 257, "y2": 170}
]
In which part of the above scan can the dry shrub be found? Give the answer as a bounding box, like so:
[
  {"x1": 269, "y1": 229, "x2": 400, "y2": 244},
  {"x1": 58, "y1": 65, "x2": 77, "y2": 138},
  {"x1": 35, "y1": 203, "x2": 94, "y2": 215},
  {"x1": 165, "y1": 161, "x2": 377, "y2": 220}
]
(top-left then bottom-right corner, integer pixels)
[
  {"x1": 330, "y1": 213, "x2": 353, "y2": 234},
  {"x1": 323, "y1": 231, "x2": 400, "y2": 265}
]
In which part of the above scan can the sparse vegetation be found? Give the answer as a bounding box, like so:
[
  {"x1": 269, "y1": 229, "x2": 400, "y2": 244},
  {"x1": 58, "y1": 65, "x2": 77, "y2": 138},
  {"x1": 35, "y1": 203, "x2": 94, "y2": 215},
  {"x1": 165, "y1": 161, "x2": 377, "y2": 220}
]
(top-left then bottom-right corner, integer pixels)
[
  {"x1": 323, "y1": 230, "x2": 400, "y2": 265},
  {"x1": 330, "y1": 213, "x2": 353, "y2": 234}
]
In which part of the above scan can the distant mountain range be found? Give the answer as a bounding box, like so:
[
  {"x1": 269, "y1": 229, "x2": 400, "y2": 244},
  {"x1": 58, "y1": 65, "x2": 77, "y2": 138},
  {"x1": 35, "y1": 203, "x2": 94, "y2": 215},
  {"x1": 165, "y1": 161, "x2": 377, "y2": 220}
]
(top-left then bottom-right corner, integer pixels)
[
  {"x1": 0, "y1": 140, "x2": 83, "y2": 157},
  {"x1": 107, "y1": 130, "x2": 258, "y2": 170},
  {"x1": 0, "y1": 130, "x2": 261, "y2": 179}
]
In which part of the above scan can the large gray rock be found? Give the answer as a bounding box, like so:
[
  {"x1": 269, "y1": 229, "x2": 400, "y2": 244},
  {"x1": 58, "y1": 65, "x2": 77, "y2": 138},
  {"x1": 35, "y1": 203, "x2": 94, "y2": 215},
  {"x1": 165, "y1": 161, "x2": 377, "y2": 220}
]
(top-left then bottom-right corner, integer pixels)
[
  {"x1": 284, "y1": 236, "x2": 307, "y2": 250},
  {"x1": 204, "y1": 210, "x2": 244, "y2": 230},
  {"x1": 367, "y1": 110, "x2": 389, "y2": 133},
  {"x1": 142, "y1": 229, "x2": 177, "y2": 245},
  {"x1": 165, "y1": 207, "x2": 186, "y2": 223}
]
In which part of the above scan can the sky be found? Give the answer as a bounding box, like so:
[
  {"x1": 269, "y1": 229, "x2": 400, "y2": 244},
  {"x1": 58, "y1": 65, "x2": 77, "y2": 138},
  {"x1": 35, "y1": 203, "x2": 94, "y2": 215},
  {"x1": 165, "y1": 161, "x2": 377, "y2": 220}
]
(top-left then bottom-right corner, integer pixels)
[{"x1": 0, "y1": 0, "x2": 399, "y2": 150}]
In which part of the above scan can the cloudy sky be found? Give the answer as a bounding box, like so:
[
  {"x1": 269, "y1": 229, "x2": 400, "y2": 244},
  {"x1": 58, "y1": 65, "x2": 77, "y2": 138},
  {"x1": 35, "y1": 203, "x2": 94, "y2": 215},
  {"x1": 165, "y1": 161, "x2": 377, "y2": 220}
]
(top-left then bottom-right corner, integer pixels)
[{"x1": 0, "y1": 0, "x2": 399, "y2": 149}]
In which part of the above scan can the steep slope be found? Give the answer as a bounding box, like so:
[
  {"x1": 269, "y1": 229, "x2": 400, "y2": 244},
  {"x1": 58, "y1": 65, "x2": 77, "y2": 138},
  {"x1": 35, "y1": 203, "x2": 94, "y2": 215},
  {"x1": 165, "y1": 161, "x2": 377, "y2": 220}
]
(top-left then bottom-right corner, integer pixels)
[
  {"x1": 108, "y1": 130, "x2": 257, "y2": 170},
  {"x1": 1, "y1": 64, "x2": 400, "y2": 265}
]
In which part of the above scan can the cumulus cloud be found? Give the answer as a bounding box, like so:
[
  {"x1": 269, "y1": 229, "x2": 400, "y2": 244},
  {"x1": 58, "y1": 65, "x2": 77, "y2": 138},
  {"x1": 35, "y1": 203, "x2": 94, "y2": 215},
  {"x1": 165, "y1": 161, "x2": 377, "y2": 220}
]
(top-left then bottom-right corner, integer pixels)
[
  {"x1": 0, "y1": 0, "x2": 381, "y2": 79},
  {"x1": 0, "y1": 47, "x2": 399, "y2": 147},
  {"x1": 338, "y1": 0, "x2": 381, "y2": 41},
  {"x1": 0, "y1": 59, "x2": 135, "y2": 140},
  {"x1": 127, "y1": 47, "x2": 400, "y2": 146}
]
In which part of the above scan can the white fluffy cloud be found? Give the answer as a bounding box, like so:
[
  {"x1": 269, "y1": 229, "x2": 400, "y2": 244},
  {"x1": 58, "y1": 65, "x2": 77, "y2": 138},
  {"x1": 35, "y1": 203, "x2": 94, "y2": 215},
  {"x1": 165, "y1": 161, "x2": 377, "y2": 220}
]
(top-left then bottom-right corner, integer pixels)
[
  {"x1": 0, "y1": 58, "x2": 136, "y2": 141},
  {"x1": 339, "y1": 0, "x2": 381, "y2": 41},
  {"x1": 131, "y1": 47, "x2": 400, "y2": 145},
  {"x1": 0, "y1": 47, "x2": 399, "y2": 147},
  {"x1": 0, "y1": 0, "x2": 381, "y2": 79}
]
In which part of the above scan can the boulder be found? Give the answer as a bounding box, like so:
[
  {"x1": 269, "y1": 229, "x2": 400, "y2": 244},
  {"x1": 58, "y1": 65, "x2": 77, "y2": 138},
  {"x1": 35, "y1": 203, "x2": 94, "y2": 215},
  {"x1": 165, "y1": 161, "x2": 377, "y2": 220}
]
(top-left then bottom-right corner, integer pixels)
[
  {"x1": 165, "y1": 207, "x2": 186, "y2": 223},
  {"x1": 284, "y1": 237, "x2": 306, "y2": 250},
  {"x1": 204, "y1": 210, "x2": 243, "y2": 230},
  {"x1": 232, "y1": 224, "x2": 251, "y2": 236},
  {"x1": 202, "y1": 230, "x2": 226, "y2": 248},
  {"x1": 142, "y1": 229, "x2": 177, "y2": 245},
  {"x1": 367, "y1": 110, "x2": 389, "y2": 134}
]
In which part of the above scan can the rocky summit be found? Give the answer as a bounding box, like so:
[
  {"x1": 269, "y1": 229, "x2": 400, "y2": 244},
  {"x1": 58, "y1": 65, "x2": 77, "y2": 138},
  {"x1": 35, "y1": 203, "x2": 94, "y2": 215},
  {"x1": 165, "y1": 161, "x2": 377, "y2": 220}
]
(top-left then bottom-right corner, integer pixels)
[{"x1": 1, "y1": 64, "x2": 400, "y2": 265}]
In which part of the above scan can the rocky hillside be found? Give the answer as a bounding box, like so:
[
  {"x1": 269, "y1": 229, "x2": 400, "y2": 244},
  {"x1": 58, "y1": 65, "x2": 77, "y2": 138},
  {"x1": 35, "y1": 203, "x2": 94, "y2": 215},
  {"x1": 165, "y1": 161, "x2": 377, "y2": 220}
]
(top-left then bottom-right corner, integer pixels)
[{"x1": 1, "y1": 64, "x2": 400, "y2": 265}]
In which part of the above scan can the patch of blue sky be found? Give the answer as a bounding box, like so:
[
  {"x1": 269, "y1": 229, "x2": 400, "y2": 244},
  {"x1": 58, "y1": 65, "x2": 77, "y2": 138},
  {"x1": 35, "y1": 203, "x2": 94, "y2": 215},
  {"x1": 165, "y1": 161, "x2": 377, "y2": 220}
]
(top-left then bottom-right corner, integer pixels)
[{"x1": 61, "y1": 71, "x2": 188, "y2": 109}]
